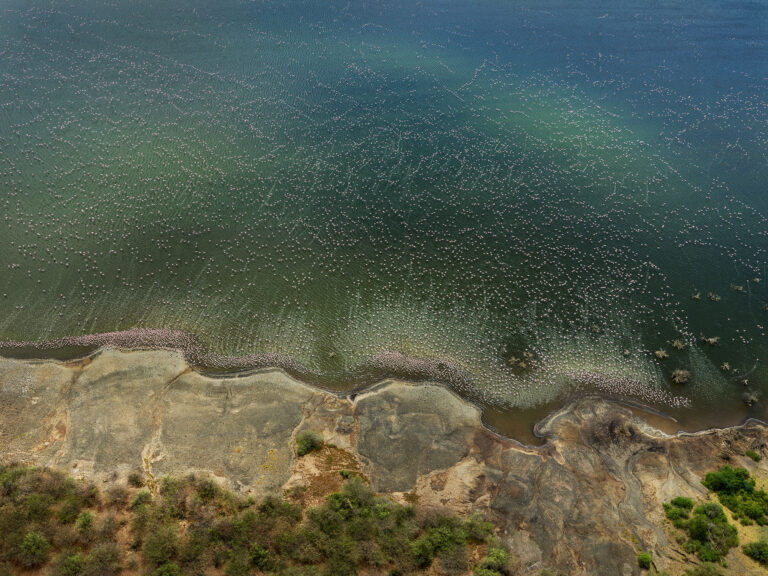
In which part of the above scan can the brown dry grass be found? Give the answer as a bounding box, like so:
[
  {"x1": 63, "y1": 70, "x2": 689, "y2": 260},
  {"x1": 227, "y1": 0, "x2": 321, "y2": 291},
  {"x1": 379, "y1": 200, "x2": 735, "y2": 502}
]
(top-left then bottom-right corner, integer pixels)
[{"x1": 286, "y1": 444, "x2": 367, "y2": 508}]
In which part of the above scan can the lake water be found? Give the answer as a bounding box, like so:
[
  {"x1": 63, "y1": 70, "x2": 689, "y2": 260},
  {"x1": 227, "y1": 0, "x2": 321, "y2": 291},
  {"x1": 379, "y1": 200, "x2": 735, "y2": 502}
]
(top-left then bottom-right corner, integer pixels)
[{"x1": 1, "y1": 0, "x2": 767, "y2": 439}]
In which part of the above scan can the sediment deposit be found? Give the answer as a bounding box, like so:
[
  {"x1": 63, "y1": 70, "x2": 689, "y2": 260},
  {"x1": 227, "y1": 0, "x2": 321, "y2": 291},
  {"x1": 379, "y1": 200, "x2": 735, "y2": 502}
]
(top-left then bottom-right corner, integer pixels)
[{"x1": 2, "y1": 349, "x2": 767, "y2": 575}]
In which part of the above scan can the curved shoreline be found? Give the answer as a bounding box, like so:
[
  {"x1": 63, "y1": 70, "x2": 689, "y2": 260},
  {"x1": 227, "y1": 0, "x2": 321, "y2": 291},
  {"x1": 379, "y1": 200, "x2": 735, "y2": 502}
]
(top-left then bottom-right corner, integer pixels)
[
  {"x1": 1, "y1": 328, "x2": 762, "y2": 447},
  {"x1": 4, "y1": 347, "x2": 767, "y2": 575},
  {"x1": 0, "y1": 327, "x2": 472, "y2": 388}
]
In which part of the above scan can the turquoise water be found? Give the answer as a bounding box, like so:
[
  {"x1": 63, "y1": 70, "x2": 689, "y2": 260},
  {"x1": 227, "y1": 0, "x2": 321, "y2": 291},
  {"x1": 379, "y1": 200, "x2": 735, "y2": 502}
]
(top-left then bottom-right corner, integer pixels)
[{"x1": 1, "y1": 0, "x2": 767, "y2": 431}]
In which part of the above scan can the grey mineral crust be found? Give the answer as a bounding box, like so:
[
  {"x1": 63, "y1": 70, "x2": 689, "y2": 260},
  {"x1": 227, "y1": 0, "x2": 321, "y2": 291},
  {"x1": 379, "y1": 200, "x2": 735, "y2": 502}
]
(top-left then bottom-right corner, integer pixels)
[{"x1": 1, "y1": 348, "x2": 766, "y2": 575}]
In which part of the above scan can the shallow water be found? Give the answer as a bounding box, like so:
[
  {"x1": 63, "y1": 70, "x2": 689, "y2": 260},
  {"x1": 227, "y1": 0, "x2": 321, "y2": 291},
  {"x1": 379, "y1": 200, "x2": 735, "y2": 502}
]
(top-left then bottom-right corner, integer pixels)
[{"x1": 1, "y1": 0, "x2": 767, "y2": 438}]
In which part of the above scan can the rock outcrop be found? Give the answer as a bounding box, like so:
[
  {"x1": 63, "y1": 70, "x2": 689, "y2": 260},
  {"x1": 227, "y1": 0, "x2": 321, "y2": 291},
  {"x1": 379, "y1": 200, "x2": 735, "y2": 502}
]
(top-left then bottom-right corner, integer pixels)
[{"x1": 1, "y1": 348, "x2": 767, "y2": 575}]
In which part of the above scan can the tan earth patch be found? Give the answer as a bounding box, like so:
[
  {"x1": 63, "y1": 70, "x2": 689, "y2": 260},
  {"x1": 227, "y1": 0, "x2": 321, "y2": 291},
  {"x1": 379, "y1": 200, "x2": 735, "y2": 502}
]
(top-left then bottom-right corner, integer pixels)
[{"x1": 283, "y1": 444, "x2": 367, "y2": 507}]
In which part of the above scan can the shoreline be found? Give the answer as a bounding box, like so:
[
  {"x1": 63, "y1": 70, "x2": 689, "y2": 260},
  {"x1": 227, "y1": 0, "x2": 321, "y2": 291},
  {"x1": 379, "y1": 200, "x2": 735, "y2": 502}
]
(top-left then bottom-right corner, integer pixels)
[
  {"x1": 1, "y1": 332, "x2": 762, "y2": 447},
  {"x1": 2, "y1": 347, "x2": 768, "y2": 574},
  {"x1": 0, "y1": 327, "x2": 472, "y2": 388}
]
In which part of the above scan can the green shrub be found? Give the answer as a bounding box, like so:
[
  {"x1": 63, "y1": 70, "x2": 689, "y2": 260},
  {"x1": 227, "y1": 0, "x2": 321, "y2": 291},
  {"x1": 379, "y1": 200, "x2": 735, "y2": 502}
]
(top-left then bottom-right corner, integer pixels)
[
  {"x1": 153, "y1": 562, "x2": 182, "y2": 576},
  {"x1": 16, "y1": 530, "x2": 51, "y2": 567},
  {"x1": 744, "y1": 540, "x2": 768, "y2": 565},
  {"x1": 410, "y1": 535, "x2": 434, "y2": 568},
  {"x1": 744, "y1": 500, "x2": 764, "y2": 520},
  {"x1": 209, "y1": 516, "x2": 236, "y2": 544},
  {"x1": 218, "y1": 510, "x2": 259, "y2": 548},
  {"x1": 699, "y1": 466, "x2": 768, "y2": 526},
  {"x1": 323, "y1": 536, "x2": 357, "y2": 576},
  {"x1": 96, "y1": 512, "x2": 120, "y2": 541},
  {"x1": 664, "y1": 496, "x2": 694, "y2": 529},
  {"x1": 159, "y1": 476, "x2": 186, "y2": 498},
  {"x1": 49, "y1": 524, "x2": 78, "y2": 551},
  {"x1": 696, "y1": 545, "x2": 721, "y2": 563},
  {"x1": 176, "y1": 526, "x2": 208, "y2": 564},
  {"x1": 129, "y1": 503, "x2": 150, "y2": 548},
  {"x1": 75, "y1": 510, "x2": 95, "y2": 533},
  {"x1": 283, "y1": 567, "x2": 322, "y2": 576},
  {"x1": 196, "y1": 478, "x2": 218, "y2": 501},
  {"x1": 437, "y1": 544, "x2": 468, "y2": 575},
  {"x1": 694, "y1": 502, "x2": 727, "y2": 522},
  {"x1": 57, "y1": 494, "x2": 83, "y2": 524},
  {"x1": 157, "y1": 479, "x2": 189, "y2": 520},
  {"x1": 703, "y1": 466, "x2": 754, "y2": 495},
  {"x1": 296, "y1": 430, "x2": 323, "y2": 456},
  {"x1": 746, "y1": 450, "x2": 762, "y2": 462},
  {"x1": 0, "y1": 466, "x2": 27, "y2": 495},
  {"x1": 663, "y1": 504, "x2": 689, "y2": 527},
  {"x1": 0, "y1": 505, "x2": 25, "y2": 550},
  {"x1": 130, "y1": 489, "x2": 152, "y2": 510},
  {"x1": 142, "y1": 525, "x2": 179, "y2": 567},
  {"x1": 250, "y1": 543, "x2": 272, "y2": 570},
  {"x1": 279, "y1": 528, "x2": 325, "y2": 564},
  {"x1": 0, "y1": 464, "x2": 512, "y2": 576},
  {"x1": 127, "y1": 471, "x2": 145, "y2": 488},
  {"x1": 224, "y1": 551, "x2": 251, "y2": 576},
  {"x1": 23, "y1": 492, "x2": 52, "y2": 521},
  {"x1": 326, "y1": 477, "x2": 375, "y2": 521},
  {"x1": 687, "y1": 512, "x2": 738, "y2": 560},
  {"x1": 409, "y1": 514, "x2": 467, "y2": 564},
  {"x1": 474, "y1": 568, "x2": 503, "y2": 576},
  {"x1": 210, "y1": 542, "x2": 229, "y2": 568},
  {"x1": 77, "y1": 483, "x2": 100, "y2": 508},
  {"x1": 637, "y1": 551, "x2": 651, "y2": 569},
  {"x1": 683, "y1": 564, "x2": 723, "y2": 576},
  {"x1": 464, "y1": 515, "x2": 494, "y2": 542},
  {"x1": 663, "y1": 497, "x2": 738, "y2": 563},
  {"x1": 477, "y1": 547, "x2": 508, "y2": 574},
  {"x1": 711, "y1": 519, "x2": 739, "y2": 548},
  {"x1": 82, "y1": 542, "x2": 121, "y2": 576},
  {"x1": 58, "y1": 552, "x2": 85, "y2": 576},
  {"x1": 358, "y1": 539, "x2": 386, "y2": 567},
  {"x1": 671, "y1": 497, "x2": 694, "y2": 510},
  {"x1": 105, "y1": 485, "x2": 128, "y2": 507},
  {"x1": 260, "y1": 495, "x2": 302, "y2": 522}
]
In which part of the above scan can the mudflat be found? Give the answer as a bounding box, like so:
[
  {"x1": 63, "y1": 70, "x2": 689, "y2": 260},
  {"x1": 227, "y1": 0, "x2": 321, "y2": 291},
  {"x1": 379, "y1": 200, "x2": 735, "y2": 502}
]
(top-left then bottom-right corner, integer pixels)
[{"x1": 2, "y1": 348, "x2": 767, "y2": 575}]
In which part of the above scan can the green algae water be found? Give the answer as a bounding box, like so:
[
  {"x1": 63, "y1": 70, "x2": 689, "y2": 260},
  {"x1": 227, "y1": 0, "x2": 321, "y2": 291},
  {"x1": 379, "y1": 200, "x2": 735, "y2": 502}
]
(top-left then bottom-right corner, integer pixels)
[{"x1": 1, "y1": 0, "x2": 767, "y2": 436}]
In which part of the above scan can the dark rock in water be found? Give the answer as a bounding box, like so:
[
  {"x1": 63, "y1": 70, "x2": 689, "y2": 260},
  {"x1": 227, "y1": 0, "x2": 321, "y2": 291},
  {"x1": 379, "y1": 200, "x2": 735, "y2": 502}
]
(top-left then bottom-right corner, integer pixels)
[
  {"x1": 0, "y1": 349, "x2": 765, "y2": 575},
  {"x1": 743, "y1": 391, "x2": 759, "y2": 406}
]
